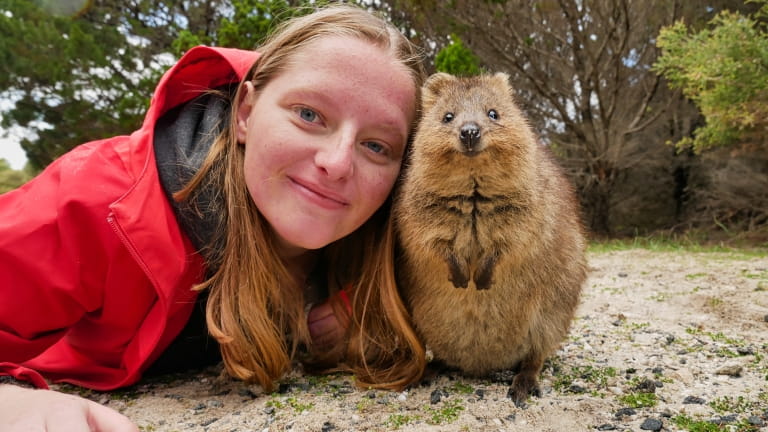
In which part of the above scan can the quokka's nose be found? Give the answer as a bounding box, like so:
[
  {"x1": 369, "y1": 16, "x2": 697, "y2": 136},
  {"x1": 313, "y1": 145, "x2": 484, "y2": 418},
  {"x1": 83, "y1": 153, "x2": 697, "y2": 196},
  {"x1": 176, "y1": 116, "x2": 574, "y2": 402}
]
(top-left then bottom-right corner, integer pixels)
[{"x1": 459, "y1": 122, "x2": 481, "y2": 151}]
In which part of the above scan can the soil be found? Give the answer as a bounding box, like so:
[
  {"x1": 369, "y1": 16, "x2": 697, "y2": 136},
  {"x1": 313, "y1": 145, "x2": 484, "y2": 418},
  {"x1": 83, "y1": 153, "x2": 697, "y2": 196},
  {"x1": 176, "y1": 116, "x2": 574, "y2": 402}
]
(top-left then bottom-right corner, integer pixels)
[{"x1": 59, "y1": 249, "x2": 768, "y2": 431}]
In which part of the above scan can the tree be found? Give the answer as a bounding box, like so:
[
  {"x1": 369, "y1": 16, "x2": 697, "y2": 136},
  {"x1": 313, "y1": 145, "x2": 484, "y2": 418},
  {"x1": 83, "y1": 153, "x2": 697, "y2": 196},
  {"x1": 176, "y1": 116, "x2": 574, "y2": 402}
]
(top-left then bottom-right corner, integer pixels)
[
  {"x1": 654, "y1": 0, "x2": 768, "y2": 152},
  {"x1": 0, "y1": 0, "x2": 232, "y2": 169},
  {"x1": 654, "y1": 0, "x2": 768, "y2": 231},
  {"x1": 0, "y1": 158, "x2": 32, "y2": 193},
  {"x1": 375, "y1": 0, "x2": 753, "y2": 235},
  {"x1": 434, "y1": 34, "x2": 482, "y2": 76},
  {"x1": 0, "y1": 0, "x2": 317, "y2": 171}
]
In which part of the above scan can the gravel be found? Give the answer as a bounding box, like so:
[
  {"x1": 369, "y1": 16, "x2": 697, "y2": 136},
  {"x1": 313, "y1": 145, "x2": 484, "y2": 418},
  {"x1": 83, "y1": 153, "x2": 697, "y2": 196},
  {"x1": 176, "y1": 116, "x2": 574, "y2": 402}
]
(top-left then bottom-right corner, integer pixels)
[{"x1": 55, "y1": 249, "x2": 768, "y2": 431}]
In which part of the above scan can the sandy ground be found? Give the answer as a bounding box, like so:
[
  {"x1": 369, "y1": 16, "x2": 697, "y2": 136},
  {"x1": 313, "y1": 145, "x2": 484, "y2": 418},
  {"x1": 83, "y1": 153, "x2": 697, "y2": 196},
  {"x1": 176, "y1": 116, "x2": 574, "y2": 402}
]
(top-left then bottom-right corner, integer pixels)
[{"x1": 59, "y1": 249, "x2": 768, "y2": 431}]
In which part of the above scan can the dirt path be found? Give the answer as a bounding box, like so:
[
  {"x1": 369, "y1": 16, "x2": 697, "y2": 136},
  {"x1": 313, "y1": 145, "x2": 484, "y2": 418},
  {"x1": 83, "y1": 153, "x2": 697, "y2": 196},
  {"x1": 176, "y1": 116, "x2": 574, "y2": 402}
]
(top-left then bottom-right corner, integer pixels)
[{"x1": 63, "y1": 249, "x2": 768, "y2": 431}]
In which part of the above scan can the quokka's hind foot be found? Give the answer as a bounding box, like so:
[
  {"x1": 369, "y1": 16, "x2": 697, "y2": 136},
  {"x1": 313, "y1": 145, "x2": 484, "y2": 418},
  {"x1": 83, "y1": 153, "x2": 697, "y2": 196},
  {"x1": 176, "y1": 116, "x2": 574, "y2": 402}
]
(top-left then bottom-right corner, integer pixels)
[
  {"x1": 506, "y1": 371, "x2": 541, "y2": 408},
  {"x1": 505, "y1": 351, "x2": 547, "y2": 407}
]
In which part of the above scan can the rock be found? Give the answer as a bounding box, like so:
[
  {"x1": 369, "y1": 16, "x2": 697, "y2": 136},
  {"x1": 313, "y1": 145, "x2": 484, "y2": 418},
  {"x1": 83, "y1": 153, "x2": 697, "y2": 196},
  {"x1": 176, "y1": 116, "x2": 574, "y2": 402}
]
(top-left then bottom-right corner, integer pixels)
[
  {"x1": 640, "y1": 418, "x2": 662, "y2": 431},
  {"x1": 321, "y1": 421, "x2": 336, "y2": 432},
  {"x1": 747, "y1": 416, "x2": 765, "y2": 427},
  {"x1": 633, "y1": 378, "x2": 656, "y2": 393},
  {"x1": 615, "y1": 407, "x2": 636, "y2": 418},
  {"x1": 714, "y1": 363, "x2": 743, "y2": 377},
  {"x1": 430, "y1": 389, "x2": 443, "y2": 404},
  {"x1": 596, "y1": 424, "x2": 616, "y2": 430},
  {"x1": 683, "y1": 395, "x2": 706, "y2": 404}
]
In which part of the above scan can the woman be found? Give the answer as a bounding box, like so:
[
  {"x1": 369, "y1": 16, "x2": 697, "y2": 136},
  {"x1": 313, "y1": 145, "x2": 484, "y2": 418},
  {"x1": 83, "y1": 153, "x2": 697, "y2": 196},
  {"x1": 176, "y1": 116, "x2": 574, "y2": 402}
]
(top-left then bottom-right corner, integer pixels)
[{"x1": 0, "y1": 4, "x2": 426, "y2": 430}]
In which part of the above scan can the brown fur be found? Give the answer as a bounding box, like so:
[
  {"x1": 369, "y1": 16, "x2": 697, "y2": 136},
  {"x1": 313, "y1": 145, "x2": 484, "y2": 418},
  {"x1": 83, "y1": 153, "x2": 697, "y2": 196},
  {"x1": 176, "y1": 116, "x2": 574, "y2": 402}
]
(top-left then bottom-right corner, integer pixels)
[{"x1": 393, "y1": 72, "x2": 588, "y2": 406}]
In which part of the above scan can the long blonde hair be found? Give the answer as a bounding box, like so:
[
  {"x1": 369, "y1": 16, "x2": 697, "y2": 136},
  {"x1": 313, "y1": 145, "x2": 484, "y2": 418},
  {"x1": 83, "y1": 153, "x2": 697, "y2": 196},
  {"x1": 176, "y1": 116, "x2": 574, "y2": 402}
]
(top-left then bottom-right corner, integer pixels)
[{"x1": 176, "y1": 4, "x2": 426, "y2": 392}]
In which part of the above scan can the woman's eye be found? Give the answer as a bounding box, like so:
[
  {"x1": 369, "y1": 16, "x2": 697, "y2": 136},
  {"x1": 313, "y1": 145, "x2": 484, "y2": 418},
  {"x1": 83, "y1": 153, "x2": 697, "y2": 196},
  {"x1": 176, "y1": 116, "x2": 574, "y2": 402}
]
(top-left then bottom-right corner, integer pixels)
[
  {"x1": 298, "y1": 107, "x2": 318, "y2": 123},
  {"x1": 364, "y1": 141, "x2": 385, "y2": 154}
]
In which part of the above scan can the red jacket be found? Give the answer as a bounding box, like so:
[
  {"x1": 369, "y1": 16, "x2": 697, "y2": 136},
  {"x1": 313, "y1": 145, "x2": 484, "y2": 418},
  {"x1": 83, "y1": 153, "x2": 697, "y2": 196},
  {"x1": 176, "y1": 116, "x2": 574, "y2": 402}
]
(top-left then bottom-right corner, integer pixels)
[{"x1": 0, "y1": 46, "x2": 258, "y2": 390}]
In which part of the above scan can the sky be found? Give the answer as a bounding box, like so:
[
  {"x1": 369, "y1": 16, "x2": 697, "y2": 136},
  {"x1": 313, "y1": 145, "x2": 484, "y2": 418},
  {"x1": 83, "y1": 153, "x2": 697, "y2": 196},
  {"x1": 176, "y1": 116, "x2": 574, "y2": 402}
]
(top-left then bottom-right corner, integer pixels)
[{"x1": 0, "y1": 135, "x2": 26, "y2": 170}]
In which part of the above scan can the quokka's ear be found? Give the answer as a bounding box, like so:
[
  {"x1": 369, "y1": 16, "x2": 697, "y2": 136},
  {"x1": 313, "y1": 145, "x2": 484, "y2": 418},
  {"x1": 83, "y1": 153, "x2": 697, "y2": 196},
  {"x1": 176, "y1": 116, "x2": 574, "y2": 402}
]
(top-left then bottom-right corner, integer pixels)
[
  {"x1": 491, "y1": 72, "x2": 514, "y2": 97},
  {"x1": 421, "y1": 72, "x2": 456, "y2": 111}
]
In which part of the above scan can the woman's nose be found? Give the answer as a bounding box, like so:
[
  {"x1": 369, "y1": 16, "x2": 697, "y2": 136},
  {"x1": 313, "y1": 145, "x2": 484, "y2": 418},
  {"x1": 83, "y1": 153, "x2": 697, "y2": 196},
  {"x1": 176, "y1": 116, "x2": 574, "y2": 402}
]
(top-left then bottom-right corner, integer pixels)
[{"x1": 314, "y1": 132, "x2": 355, "y2": 180}]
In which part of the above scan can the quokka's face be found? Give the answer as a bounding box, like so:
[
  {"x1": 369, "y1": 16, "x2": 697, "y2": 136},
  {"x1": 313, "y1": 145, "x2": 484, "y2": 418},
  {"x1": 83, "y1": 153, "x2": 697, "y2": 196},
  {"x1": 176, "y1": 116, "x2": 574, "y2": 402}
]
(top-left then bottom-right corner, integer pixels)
[{"x1": 413, "y1": 72, "x2": 531, "y2": 159}]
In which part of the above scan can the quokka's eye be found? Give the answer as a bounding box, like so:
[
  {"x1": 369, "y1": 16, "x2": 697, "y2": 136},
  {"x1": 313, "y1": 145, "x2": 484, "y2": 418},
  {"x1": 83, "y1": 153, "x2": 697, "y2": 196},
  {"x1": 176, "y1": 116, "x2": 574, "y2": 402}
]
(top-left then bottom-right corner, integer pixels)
[
  {"x1": 488, "y1": 109, "x2": 499, "y2": 120},
  {"x1": 442, "y1": 112, "x2": 455, "y2": 123}
]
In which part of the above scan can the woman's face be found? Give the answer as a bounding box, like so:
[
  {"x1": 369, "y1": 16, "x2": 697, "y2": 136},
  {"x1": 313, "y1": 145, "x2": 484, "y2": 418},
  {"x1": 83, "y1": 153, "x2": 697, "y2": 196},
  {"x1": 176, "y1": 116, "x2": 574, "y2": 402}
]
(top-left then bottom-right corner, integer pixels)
[{"x1": 236, "y1": 35, "x2": 416, "y2": 257}]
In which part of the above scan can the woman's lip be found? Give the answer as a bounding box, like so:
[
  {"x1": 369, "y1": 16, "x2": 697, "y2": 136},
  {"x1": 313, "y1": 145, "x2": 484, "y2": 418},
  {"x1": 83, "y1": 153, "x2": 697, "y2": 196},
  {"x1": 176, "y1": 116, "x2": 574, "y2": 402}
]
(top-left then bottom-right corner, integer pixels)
[{"x1": 290, "y1": 177, "x2": 350, "y2": 208}]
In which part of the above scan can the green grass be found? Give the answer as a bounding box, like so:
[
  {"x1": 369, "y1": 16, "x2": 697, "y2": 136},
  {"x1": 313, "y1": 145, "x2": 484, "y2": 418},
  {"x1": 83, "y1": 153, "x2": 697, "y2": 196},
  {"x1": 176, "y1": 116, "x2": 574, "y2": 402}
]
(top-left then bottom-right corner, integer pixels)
[
  {"x1": 588, "y1": 232, "x2": 767, "y2": 256},
  {"x1": 385, "y1": 413, "x2": 422, "y2": 428},
  {"x1": 425, "y1": 399, "x2": 465, "y2": 425},
  {"x1": 619, "y1": 392, "x2": 657, "y2": 408}
]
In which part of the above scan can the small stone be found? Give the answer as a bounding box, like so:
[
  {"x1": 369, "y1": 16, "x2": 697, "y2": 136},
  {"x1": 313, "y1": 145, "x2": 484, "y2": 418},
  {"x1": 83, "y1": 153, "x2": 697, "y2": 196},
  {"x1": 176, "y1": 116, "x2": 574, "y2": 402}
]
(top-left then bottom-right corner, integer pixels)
[
  {"x1": 505, "y1": 414, "x2": 516, "y2": 422},
  {"x1": 397, "y1": 391, "x2": 408, "y2": 402},
  {"x1": 747, "y1": 416, "x2": 765, "y2": 427},
  {"x1": 321, "y1": 421, "x2": 336, "y2": 432},
  {"x1": 569, "y1": 384, "x2": 587, "y2": 394},
  {"x1": 640, "y1": 418, "x2": 662, "y2": 431},
  {"x1": 683, "y1": 395, "x2": 706, "y2": 404},
  {"x1": 633, "y1": 378, "x2": 656, "y2": 393},
  {"x1": 618, "y1": 272, "x2": 628, "y2": 277},
  {"x1": 715, "y1": 363, "x2": 743, "y2": 377},
  {"x1": 475, "y1": 389, "x2": 485, "y2": 400},
  {"x1": 709, "y1": 414, "x2": 738, "y2": 425},
  {"x1": 263, "y1": 406, "x2": 275, "y2": 415},
  {"x1": 763, "y1": 314, "x2": 768, "y2": 323},
  {"x1": 736, "y1": 346, "x2": 754, "y2": 355},
  {"x1": 430, "y1": 389, "x2": 443, "y2": 404},
  {"x1": 614, "y1": 407, "x2": 637, "y2": 418},
  {"x1": 596, "y1": 424, "x2": 616, "y2": 430}
]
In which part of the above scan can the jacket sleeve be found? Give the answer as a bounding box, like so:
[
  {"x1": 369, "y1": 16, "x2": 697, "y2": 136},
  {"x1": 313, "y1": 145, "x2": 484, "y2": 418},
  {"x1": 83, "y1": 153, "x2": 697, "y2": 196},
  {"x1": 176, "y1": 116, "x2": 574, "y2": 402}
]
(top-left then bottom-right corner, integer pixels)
[{"x1": 0, "y1": 140, "x2": 128, "y2": 387}]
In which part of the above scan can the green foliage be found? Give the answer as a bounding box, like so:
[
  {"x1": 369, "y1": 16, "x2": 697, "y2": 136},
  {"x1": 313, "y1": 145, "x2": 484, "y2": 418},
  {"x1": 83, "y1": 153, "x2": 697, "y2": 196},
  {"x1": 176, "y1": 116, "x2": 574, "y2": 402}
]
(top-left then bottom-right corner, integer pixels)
[
  {"x1": 434, "y1": 34, "x2": 482, "y2": 76},
  {"x1": 0, "y1": 158, "x2": 32, "y2": 193},
  {"x1": 173, "y1": 0, "x2": 321, "y2": 54},
  {"x1": 0, "y1": 0, "x2": 322, "y2": 171},
  {"x1": 425, "y1": 399, "x2": 464, "y2": 425},
  {"x1": 0, "y1": 0, "x2": 187, "y2": 169},
  {"x1": 654, "y1": 0, "x2": 768, "y2": 152},
  {"x1": 618, "y1": 392, "x2": 657, "y2": 408}
]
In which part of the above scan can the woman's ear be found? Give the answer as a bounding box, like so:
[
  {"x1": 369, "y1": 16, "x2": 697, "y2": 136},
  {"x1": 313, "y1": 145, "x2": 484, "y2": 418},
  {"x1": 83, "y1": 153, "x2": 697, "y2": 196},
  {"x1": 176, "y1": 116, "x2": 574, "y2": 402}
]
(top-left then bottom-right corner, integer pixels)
[{"x1": 236, "y1": 81, "x2": 256, "y2": 144}]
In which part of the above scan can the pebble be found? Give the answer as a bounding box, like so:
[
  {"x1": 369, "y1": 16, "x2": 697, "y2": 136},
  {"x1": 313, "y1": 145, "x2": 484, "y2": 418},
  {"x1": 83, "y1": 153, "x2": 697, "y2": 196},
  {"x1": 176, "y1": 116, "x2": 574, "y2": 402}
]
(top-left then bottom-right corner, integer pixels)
[
  {"x1": 615, "y1": 407, "x2": 636, "y2": 418},
  {"x1": 430, "y1": 389, "x2": 443, "y2": 404},
  {"x1": 596, "y1": 424, "x2": 616, "y2": 430},
  {"x1": 397, "y1": 391, "x2": 408, "y2": 402},
  {"x1": 682, "y1": 395, "x2": 706, "y2": 404},
  {"x1": 714, "y1": 363, "x2": 743, "y2": 377},
  {"x1": 640, "y1": 418, "x2": 662, "y2": 431},
  {"x1": 321, "y1": 421, "x2": 335, "y2": 432},
  {"x1": 747, "y1": 415, "x2": 766, "y2": 427}
]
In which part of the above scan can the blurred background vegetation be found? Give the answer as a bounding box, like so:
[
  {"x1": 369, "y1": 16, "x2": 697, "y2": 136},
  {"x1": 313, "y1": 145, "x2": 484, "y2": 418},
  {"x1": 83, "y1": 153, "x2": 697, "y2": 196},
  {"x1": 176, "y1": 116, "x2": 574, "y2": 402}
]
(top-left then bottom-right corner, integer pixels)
[{"x1": 0, "y1": 0, "x2": 766, "y2": 246}]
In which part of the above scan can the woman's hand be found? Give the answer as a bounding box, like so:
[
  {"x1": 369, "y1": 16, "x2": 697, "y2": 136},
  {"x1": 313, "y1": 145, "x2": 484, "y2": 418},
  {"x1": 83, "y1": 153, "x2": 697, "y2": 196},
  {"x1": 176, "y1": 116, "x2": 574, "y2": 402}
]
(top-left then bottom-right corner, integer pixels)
[
  {"x1": 0, "y1": 384, "x2": 139, "y2": 432},
  {"x1": 307, "y1": 294, "x2": 351, "y2": 350}
]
